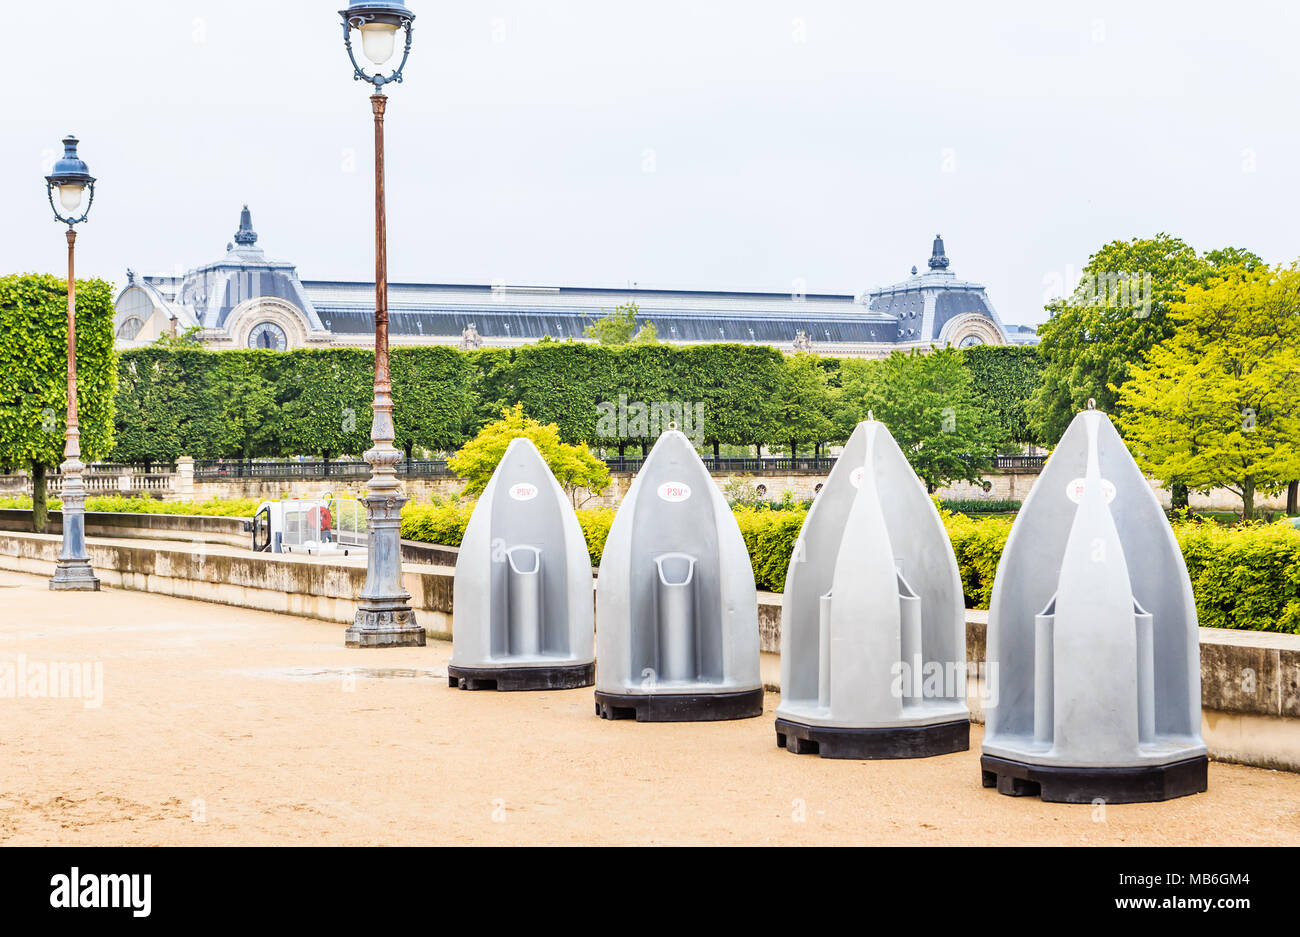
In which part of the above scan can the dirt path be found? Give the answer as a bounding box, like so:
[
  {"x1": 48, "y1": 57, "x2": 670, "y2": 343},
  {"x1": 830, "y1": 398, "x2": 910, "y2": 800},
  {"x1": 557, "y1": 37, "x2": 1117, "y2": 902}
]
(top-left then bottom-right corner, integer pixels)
[{"x1": 0, "y1": 569, "x2": 1296, "y2": 845}]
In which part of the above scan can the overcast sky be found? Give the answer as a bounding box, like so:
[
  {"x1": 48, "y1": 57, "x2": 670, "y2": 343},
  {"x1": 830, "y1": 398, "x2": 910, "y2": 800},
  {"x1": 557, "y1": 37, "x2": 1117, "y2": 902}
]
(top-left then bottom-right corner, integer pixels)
[{"x1": 4, "y1": 0, "x2": 1297, "y2": 327}]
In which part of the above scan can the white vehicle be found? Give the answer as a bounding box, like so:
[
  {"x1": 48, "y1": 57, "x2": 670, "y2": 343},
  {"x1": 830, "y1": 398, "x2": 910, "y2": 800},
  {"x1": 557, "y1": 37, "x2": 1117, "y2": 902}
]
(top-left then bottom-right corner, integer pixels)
[{"x1": 251, "y1": 493, "x2": 367, "y2": 556}]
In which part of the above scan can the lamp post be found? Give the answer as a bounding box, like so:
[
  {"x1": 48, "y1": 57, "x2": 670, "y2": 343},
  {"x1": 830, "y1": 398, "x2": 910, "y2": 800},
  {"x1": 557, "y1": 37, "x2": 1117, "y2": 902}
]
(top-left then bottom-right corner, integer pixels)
[
  {"x1": 339, "y1": 1, "x2": 424, "y2": 647},
  {"x1": 44, "y1": 135, "x2": 100, "y2": 592}
]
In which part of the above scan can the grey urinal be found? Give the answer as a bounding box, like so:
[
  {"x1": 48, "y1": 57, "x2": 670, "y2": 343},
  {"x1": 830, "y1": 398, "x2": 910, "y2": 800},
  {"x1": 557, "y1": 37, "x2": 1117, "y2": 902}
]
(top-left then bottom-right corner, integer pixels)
[
  {"x1": 980, "y1": 405, "x2": 1207, "y2": 802},
  {"x1": 594, "y1": 430, "x2": 764, "y2": 721},
  {"x1": 449, "y1": 437, "x2": 595, "y2": 690},
  {"x1": 776, "y1": 418, "x2": 969, "y2": 758}
]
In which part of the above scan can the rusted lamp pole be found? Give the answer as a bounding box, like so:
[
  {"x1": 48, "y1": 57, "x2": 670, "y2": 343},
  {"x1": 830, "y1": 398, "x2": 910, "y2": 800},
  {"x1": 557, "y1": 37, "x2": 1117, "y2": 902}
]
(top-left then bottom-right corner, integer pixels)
[
  {"x1": 338, "y1": 0, "x2": 424, "y2": 647},
  {"x1": 44, "y1": 135, "x2": 100, "y2": 592}
]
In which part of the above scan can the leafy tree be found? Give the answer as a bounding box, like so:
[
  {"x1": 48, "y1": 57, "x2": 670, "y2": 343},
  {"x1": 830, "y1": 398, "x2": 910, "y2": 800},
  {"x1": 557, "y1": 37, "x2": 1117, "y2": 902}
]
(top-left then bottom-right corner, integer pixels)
[
  {"x1": 0, "y1": 273, "x2": 117, "y2": 531},
  {"x1": 502, "y1": 342, "x2": 621, "y2": 445},
  {"x1": 682, "y1": 345, "x2": 785, "y2": 459},
  {"x1": 391, "y1": 346, "x2": 480, "y2": 456},
  {"x1": 961, "y1": 345, "x2": 1044, "y2": 446},
  {"x1": 583, "y1": 302, "x2": 658, "y2": 345},
  {"x1": 152, "y1": 325, "x2": 204, "y2": 348},
  {"x1": 1115, "y1": 264, "x2": 1300, "y2": 519},
  {"x1": 837, "y1": 348, "x2": 1005, "y2": 491},
  {"x1": 774, "y1": 352, "x2": 836, "y2": 456},
  {"x1": 448, "y1": 403, "x2": 611, "y2": 506},
  {"x1": 113, "y1": 347, "x2": 211, "y2": 466},
  {"x1": 1030, "y1": 234, "x2": 1263, "y2": 444},
  {"x1": 277, "y1": 348, "x2": 372, "y2": 463},
  {"x1": 199, "y1": 350, "x2": 282, "y2": 459}
]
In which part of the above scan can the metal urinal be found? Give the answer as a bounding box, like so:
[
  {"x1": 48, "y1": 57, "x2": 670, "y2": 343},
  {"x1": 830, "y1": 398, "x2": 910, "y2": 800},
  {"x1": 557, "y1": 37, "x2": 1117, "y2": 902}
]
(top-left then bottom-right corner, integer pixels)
[
  {"x1": 981, "y1": 405, "x2": 1207, "y2": 803},
  {"x1": 776, "y1": 417, "x2": 969, "y2": 758},
  {"x1": 594, "y1": 430, "x2": 764, "y2": 721},
  {"x1": 449, "y1": 437, "x2": 595, "y2": 691}
]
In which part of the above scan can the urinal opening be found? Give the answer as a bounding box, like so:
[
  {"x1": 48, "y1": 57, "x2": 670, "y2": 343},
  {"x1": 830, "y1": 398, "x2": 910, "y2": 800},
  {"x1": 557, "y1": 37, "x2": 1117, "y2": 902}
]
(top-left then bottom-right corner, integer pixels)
[
  {"x1": 505, "y1": 544, "x2": 544, "y2": 657},
  {"x1": 655, "y1": 552, "x2": 696, "y2": 585},
  {"x1": 655, "y1": 552, "x2": 699, "y2": 682},
  {"x1": 507, "y1": 545, "x2": 541, "y2": 575}
]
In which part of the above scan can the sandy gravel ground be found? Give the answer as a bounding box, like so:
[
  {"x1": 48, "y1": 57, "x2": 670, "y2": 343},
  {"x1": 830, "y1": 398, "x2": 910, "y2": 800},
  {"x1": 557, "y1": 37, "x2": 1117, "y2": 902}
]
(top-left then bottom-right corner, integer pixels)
[{"x1": 0, "y1": 568, "x2": 1297, "y2": 846}]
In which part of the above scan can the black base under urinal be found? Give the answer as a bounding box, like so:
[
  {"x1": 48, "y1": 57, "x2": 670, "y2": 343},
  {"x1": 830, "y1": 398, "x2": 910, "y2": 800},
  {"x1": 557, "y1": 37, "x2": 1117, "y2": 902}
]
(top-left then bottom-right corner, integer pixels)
[
  {"x1": 448, "y1": 661, "x2": 595, "y2": 691},
  {"x1": 775, "y1": 717, "x2": 970, "y2": 759},
  {"x1": 980, "y1": 753, "x2": 1209, "y2": 804},
  {"x1": 595, "y1": 687, "x2": 764, "y2": 722}
]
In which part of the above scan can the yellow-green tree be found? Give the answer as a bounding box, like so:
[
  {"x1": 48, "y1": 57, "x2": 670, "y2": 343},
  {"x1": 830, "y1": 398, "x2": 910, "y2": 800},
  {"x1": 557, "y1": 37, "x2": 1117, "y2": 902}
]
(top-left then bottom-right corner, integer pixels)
[
  {"x1": 1115, "y1": 265, "x2": 1300, "y2": 519},
  {"x1": 448, "y1": 403, "x2": 610, "y2": 506},
  {"x1": 583, "y1": 302, "x2": 658, "y2": 345}
]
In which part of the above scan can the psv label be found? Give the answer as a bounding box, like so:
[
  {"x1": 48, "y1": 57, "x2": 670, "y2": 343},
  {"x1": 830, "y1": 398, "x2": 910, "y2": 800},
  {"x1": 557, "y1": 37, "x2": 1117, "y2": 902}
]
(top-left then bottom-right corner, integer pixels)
[
  {"x1": 1065, "y1": 477, "x2": 1116, "y2": 504},
  {"x1": 657, "y1": 481, "x2": 692, "y2": 502},
  {"x1": 508, "y1": 482, "x2": 539, "y2": 501}
]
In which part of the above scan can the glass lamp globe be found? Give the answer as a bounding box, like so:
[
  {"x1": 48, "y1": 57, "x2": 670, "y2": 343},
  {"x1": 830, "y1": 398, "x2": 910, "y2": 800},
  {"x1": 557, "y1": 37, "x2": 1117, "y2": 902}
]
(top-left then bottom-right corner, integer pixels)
[
  {"x1": 359, "y1": 22, "x2": 400, "y2": 64},
  {"x1": 58, "y1": 184, "x2": 85, "y2": 213}
]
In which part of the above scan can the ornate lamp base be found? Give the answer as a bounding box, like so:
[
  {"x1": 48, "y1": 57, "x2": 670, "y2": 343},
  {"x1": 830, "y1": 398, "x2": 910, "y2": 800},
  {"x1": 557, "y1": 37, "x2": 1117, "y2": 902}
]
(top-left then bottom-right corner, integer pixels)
[
  {"x1": 345, "y1": 607, "x2": 425, "y2": 647},
  {"x1": 50, "y1": 559, "x2": 100, "y2": 592},
  {"x1": 50, "y1": 478, "x2": 99, "y2": 592},
  {"x1": 345, "y1": 483, "x2": 425, "y2": 648}
]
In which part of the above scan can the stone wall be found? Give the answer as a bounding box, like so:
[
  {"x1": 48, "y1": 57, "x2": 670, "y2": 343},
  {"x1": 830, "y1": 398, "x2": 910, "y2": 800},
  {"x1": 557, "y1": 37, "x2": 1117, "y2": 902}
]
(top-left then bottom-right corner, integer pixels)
[
  {"x1": 2, "y1": 463, "x2": 1291, "y2": 514},
  {"x1": 1, "y1": 528, "x2": 1296, "y2": 772}
]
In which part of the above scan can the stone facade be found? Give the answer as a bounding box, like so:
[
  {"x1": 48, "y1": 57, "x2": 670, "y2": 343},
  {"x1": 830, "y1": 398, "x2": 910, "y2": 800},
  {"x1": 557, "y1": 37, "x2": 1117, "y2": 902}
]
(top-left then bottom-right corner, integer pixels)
[{"x1": 114, "y1": 211, "x2": 1035, "y2": 359}]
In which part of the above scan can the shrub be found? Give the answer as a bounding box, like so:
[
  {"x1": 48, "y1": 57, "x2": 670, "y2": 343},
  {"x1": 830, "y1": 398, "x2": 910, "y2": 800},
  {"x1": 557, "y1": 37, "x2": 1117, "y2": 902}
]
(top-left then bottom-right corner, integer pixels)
[
  {"x1": 734, "y1": 506, "x2": 808, "y2": 592},
  {"x1": 0, "y1": 494, "x2": 261, "y2": 517},
  {"x1": 576, "y1": 508, "x2": 615, "y2": 568},
  {"x1": 943, "y1": 512, "x2": 1013, "y2": 609},
  {"x1": 938, "y1": 498, "x2": 1021, "y2": 514},
  {"x1": 1176, "y1": 521, "x2": 1300, "y2": 634},
  {"x1": 400, "y1": 500, "x2": 476, "y2": 547}
]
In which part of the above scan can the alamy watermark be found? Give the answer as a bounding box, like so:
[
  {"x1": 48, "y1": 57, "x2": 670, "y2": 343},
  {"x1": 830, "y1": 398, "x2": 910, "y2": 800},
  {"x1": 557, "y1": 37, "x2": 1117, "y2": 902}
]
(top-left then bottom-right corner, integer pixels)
[
  {"x1": 890, "y1": 657, "x2": 999, "y2": 706},
  {"x1": 0, "y1": 654, "x2": 103, "y2": 709},
  {"x1": 596, "y1": 394, "x2": 705, "y2": 446},
  {"x1": 1043, "y1": 267, "x2": 1153, "y2": 318}
]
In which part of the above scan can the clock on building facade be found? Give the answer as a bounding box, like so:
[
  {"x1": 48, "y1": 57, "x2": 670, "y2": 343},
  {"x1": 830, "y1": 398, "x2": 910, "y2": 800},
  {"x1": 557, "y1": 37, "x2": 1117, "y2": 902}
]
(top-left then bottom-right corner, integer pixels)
[{"x1": 248, "y1": 321, "x2": 288, "y2": 350}]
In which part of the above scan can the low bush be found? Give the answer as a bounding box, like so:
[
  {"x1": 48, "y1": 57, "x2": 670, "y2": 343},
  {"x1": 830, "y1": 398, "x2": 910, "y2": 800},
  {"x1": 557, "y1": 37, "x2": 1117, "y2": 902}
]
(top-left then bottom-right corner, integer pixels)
[
  {"x1": 943, "y1": 511, "x2": 1014, "y2": 609},
  {"x1": 575, "y1": 508, "x2": 615, "y2": 568},
  {"x1": 938, "y1": 498, "x2": 1021, "y2": 514},
  {"x1": 1175, "y1": 521, "x2": 1300, "y2": 634},
  {"x1": 400, "y1": 500, "x2": 476, "y2": 547},
  {"x1": 0, "y1": 494, "x2": 261, "y2": 517}
]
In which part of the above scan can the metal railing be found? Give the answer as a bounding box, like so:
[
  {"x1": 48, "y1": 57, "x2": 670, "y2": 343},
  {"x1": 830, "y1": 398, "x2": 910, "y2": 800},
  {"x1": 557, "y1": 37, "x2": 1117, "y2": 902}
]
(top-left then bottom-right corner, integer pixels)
[
  {"x1": 193, "y1": 456, "x2": 840, "y2": 479},
  {"x1": 603, "y1": 456, "x2": 837, "y2": 474},
  {"x1": 193, "y1": 459, "x2": 458, "y2": 480}
]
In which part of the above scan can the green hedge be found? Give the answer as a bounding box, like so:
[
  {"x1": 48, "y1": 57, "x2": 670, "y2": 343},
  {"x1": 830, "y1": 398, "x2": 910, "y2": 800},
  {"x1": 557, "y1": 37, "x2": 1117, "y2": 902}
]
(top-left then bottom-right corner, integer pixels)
[
  {"x1": 109, "y1": 343, "x2": 1038, "y2": 463},
  {"x1": 1177, "y1": 522, "x2": 1300, "y2": 633},
  {"x1": 0, "y1": 494, "x2": 260, "y2": 517},
  {"x1": 399, "y1": 501, "x2": 1300, "y2": 633}
]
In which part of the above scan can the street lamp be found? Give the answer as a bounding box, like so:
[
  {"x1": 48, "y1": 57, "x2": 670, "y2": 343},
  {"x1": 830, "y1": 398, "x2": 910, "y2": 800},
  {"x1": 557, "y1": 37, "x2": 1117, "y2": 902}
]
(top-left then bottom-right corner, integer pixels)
[
  {"x1": 339, "y1": 0, "x2": 424, "y2": 647},
  {"x1": 44, "y1": 135, "x2": 99, "y2": 592}
]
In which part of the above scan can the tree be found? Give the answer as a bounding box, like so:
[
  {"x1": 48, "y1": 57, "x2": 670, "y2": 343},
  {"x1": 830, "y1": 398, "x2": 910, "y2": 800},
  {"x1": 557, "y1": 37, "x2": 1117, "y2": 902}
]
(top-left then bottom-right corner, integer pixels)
[
  {"x1": 0, "y1": 273, "x2": 117, "y2": 532},
  {"x1": 113, "y1": 347, "x2": 212, "y2": 466},
  {"x1": 775, "y1": 353, "x2": 836, "y2": 457},
  {"x1": 1115, "y1": 264, "x2": 1300, "y2": 519},
  {"x1": 1030, "y1": 235, "x2": 1263, "y2": 444},
  {"x1": 199, "y1": 350, "x2": 281, "y2": 459},
  {"x1": 681, "y1": 345, "x2": 785, "y2": 459},
  {"x1": 448, "y1": 404, "x2": 611, "y2": 506},
  {"x1": 837, "y1": 348, "x2": 1005, "y2": 492},
  {"x1": 583, "y1": 302, "x2": 658, "y2": 345},
  {"x1": 277, "y1": 349, "x2": 372, "y2": 463},
  {"x1": 961, "y1": 345, "x2": 1044, "y2": 446},
  {"x1": 391, "y1": 346, "x2": 479, "y2": 456}
]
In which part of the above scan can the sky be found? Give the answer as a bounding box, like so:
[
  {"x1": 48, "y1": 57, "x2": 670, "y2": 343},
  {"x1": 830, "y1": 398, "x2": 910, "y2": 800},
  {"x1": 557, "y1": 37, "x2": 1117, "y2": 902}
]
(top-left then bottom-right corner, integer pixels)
[{"x1": 3, "y1": 0, "x2": 1297, "y2": 328}]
